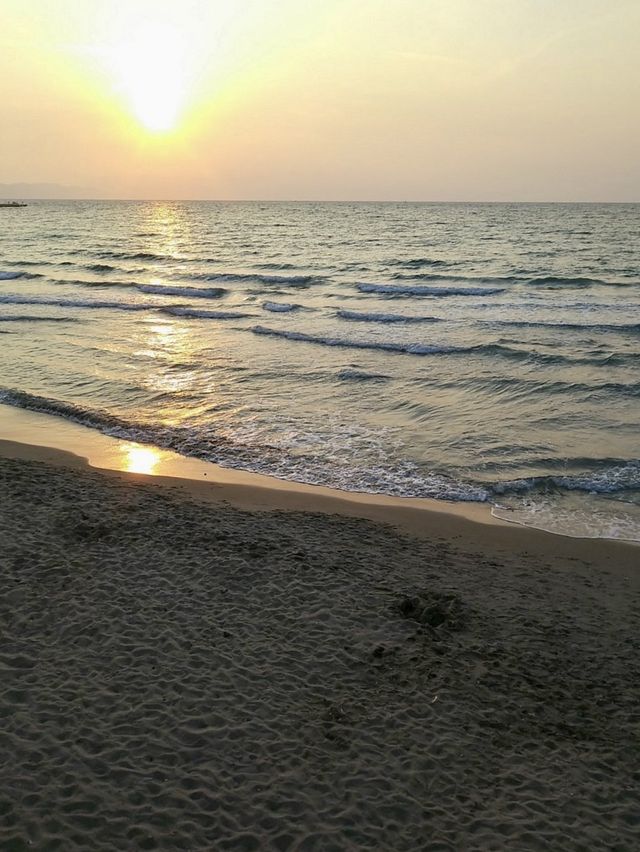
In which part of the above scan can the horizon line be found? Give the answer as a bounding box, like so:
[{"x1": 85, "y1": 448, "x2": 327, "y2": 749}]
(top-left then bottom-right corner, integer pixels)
[{"x1": 2, "y1": 197, "x2": 639, "y2": 205}]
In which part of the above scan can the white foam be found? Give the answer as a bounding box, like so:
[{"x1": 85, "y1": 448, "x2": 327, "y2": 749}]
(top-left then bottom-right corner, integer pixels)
[
  {"x1": 492, "y1": 462, "x2": 640, "y2": 496},
  {"x1": 492, "y1": 494, "x2": 640, "y2": 542},
  {"x1": 263, "y1": 301, "x2": 299, "y2": 312}
]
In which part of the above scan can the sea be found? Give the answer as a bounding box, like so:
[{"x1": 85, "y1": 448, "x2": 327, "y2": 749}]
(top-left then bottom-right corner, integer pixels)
[{"x1": 1, "y1": 201, "x2": 639, "y2": 540}]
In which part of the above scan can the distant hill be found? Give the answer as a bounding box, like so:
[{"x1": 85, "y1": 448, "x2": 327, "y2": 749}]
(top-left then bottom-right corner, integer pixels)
[{"x1": 0, "y1": 183, "x2": 87, "y2": 199}]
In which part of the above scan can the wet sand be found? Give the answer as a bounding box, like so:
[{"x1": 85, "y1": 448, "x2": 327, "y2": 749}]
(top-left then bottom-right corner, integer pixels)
[{"x1": 0, "y1": 441, "x2": 638, "y2": 851}]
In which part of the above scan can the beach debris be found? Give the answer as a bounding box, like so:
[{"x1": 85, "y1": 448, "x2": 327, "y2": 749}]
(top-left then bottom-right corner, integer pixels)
[
  {"x1": 55, "y1": 508, "x2": 114, "y2": 542},
  {"x1": 397, "y1": 590, "x2": 468, "y2": 634},
  {"x1": 321, "y1": 701, "x2": 351, "y2": 743}
]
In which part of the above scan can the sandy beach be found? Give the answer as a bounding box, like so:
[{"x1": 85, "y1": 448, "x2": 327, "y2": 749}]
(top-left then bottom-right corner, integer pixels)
[
  {"x1": 3, "y1": 1, "x2": 639, "y2": 848},
  {"x1": 1, "y1": 441, "x2": 638, "y2": 851}
]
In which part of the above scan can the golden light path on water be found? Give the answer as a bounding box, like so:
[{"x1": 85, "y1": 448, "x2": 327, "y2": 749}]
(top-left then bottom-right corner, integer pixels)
[{"x1": 120, "y1": 443, "x2": 163, "y2": 475}]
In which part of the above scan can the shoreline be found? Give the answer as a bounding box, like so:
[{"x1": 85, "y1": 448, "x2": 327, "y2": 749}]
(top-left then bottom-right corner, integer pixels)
[
  {"x1": 0, "y1": 430, "x2": 638, "y2": 576},
  {"x1": 0, "y1": 400, "x2": 638, "y2": 573},
  {"x1": 1, "y1": 401, "x2": 638, "y2": 547}
]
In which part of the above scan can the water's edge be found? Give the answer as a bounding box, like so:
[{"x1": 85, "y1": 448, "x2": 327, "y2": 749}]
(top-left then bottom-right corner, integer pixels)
[{"x1": 1, "y1": 402, "x2": 639, "y2": 545}]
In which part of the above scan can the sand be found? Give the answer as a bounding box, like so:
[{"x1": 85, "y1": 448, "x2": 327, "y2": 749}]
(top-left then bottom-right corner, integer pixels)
[{"x1": 0, "y1": 445, "x2": 639, "y2": 851}]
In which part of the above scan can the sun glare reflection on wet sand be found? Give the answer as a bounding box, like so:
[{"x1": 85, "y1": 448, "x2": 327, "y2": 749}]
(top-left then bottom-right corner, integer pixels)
[{"x1": 121, "y1": 444, "x2": 162, "y2": 475}]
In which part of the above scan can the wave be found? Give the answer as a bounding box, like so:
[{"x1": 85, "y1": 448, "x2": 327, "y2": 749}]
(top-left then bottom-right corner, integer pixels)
[
  {"x1": 251, "y1": 325, "x2": 464, "y2": 355},
  {"x1": 491, "y1": 461, "x2": 640, "y2": 497},
  {"x1": 0, "y1": 387, "x2": 489, "y2": 502},
  {"x1": 390, "y1": 272, "x2": 515, "y2": 284},
  {"x1": 262, "y1": 301, "x2": 300, "y2": 313},
  {"x1": 0, "y1": 271, "x2": 41, "y2": 280},
  {"x1": 137, "y1": 284, "x2": 227, "y2": 299},
  {"x1": 257, "y1": 262, "x2": 298, "y2": 271},
  {"x1": 0, "y1": 294, "x2": 150, "y2": 312},
  {"x1": 3, "y1": 385, "x2": 636, "y2": 506},
  {"x1": 337, "y1": 309, "x2": 440, "y2": 323},
  {"x1": 85, "y1": 264, "x2": 118, "y2": 273},
  {"x1": 438, "y1": 375, "x2": 640, "y2": 400},
  {"x1": 187, "y1": 272, "x2": 318, "y2": 287},
  {"x1": 0, "y1": 292, "x2": 256, "y2": 322},
  {"x1": 336, "y1": 369, "x2": 391, "y2": 381},
  {"x1": 245, "y1": 273, "x2": 318, "y2": 287},
  {"x1": 524, "y1": 275, "x2": 632, "y2": 289},
  {"x1": 44, "y1": 279, "x2": 146, "y2": 294},
  {"x1": 0, "y1": 314, "x2": 79, "y2": 323},
  {"x1": 48, "y1": 279, "x2": 229, "y2": 301},
  {"x1": 160, "y1": 307, "x2": 254, "y2": 320},
  {"x1": 485, "y1": 319, "x2": 640, "y2": 335},
  {"x1": 69, "y1": 266, "x2": 319, "y2": 289},
  {"x1": 0, "y1": 388, "x2": 174, "y2": 449},
  {"x1": 388, "y1": 272, "x2": 637, "y2": 289},
  {"x1": 356, "y1": 283, "x2": 506, "y2": 297},
  {"x1": 251, "y1": 326, "x2": 625, "y2": 366},
  {"x1": 95, "y1": 251, "x2": 179, "y2": 262},
  {"x1": 389, "y1": 258, "x2": 450, "y2": 269},
  {"x1": 479, "y1": 343, "x2": 639, "y2": 367}
]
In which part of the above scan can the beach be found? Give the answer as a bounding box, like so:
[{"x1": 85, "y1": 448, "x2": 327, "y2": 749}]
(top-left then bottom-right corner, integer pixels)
[
  {"x1": 3, "y1": 0, "x2": 639, "y2": 848},
  {"x1": 1, "y1": 441, "x2": 638, "y2": 851}
]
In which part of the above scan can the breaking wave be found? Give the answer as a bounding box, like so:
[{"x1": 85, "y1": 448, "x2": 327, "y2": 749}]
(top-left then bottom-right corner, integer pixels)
[
  {"x1": 0, "y1": 388, "x2": 637, "y2": 505},
  {"x1": 491, "y1": 461, "x2": 640, "y2": 496},
  {"x1": 0, "y1": 387, "x2": 488, "y2": 501}
]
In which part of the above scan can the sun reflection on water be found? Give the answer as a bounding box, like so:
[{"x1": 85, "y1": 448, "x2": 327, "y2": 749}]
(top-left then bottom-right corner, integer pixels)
[{"x1": 121, "y1": 443, "x2": 162, "y2": 474}]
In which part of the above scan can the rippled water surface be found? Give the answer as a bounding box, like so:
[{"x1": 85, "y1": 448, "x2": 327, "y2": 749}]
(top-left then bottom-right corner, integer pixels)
[{"x1": 1, "y1": 201, "x2": 639, "y2": 538}]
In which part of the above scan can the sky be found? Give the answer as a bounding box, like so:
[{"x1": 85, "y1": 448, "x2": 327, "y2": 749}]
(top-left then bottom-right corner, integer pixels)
[{"x1": 1, "y1": 0, "x2": 639, "y2": 201}]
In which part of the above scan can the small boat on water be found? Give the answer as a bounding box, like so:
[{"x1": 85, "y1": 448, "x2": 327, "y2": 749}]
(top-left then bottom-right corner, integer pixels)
[{"x1": 0, "y1": 201, "x2": 28, "y2": 208}]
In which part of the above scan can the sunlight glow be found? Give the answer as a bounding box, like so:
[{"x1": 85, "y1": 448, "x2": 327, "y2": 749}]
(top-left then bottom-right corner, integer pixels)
[
  {"x1": 121, "y1": 443, "x2": 162, "y2": 474},
  {"x1": 102, "y1": 22, "x2": 193, "y2": 132}
]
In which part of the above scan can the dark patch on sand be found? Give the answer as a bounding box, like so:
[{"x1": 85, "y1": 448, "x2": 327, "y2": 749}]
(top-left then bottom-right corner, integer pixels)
[{"x1": 397, "y1": 590, "x2": 469, "y2": 633}]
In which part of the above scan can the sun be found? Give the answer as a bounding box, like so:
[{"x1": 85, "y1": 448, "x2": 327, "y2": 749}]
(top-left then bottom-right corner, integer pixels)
[{"x1": 102, "y1": 22, "x2": 193, "y2": 133}]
